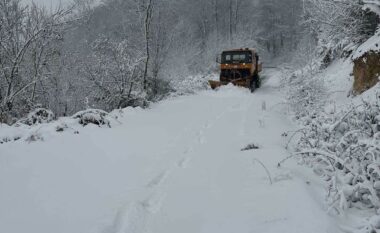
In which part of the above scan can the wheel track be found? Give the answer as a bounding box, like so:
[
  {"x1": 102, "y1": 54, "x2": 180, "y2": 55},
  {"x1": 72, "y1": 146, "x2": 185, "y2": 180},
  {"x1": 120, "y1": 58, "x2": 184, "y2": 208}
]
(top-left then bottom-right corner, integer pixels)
[{"x1": 107, "y1": 98, "x2": 246, "y2": 233}]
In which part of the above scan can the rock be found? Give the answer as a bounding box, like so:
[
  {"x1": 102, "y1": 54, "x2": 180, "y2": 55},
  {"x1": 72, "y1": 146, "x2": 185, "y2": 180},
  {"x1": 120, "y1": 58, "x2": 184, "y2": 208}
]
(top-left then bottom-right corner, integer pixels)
[{"x1": 353, "y1": 51, "x2": 380, "y2": 94}]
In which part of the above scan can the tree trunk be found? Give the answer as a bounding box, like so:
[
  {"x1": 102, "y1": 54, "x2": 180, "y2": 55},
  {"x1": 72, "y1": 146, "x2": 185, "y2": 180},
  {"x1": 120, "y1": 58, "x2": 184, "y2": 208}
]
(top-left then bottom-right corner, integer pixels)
[
  {"x1": 234, "y1": 0, "x2": 239, "y2": 35},
  {"x1": 229, "y1": 0, "x2": 233, "y2": 45},
  {"x1": 143, "y1": 0, "x2": 153, "y2": 91},
  {"x1": 214, "y1": 0, "x2": 218, "y2": 47}
]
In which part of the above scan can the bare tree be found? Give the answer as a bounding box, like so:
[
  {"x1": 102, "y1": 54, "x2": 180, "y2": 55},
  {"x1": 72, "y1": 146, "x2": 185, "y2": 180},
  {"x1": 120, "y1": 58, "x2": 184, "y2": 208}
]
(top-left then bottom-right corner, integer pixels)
[
  {"x1": 141, "y1": 0, "x2": 154, "y2": 91},
  {"x1": 81, "y1": 38, "x2": 145, "y2": 110},
  {"x1": 0, "y1": 0, "x2": 72, "y2": 122}
]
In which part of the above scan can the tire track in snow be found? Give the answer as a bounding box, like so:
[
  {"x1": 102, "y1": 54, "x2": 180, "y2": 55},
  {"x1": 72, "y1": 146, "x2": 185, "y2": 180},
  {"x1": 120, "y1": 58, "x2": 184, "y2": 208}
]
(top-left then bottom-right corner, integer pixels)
[
  {"x1": 146, "y1": 170, "x2": 170, "y2": 188},
  {"x1": 110, "y1": 202, "x2": 148, "y2": 233},
  {"x1": 193, "y1": 103, "x2": 239, "y2": 147},
  {"x1": 238, "y1": 98, "x2": 253, "y2": 137},
  {"x1": 108, "y1": 97, "x2": 239, "y2": 233},
  {"x1": 142, "y1": 191, "x2": 167, "y2": 214},
  {"x1": 176, "y1": 99, "x2": 247, "y2": 168},
  {"x1": 176, "y1": 147, "x2": 194, "y2": 169},
  {"x1": 177, "y1": 157, "x2": 191, "y2": 168}
]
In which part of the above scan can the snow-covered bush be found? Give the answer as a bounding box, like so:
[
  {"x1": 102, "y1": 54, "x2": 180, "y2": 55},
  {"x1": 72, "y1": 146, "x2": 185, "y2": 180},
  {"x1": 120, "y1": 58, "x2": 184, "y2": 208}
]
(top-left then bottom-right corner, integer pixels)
[
  {"x1": 303, "y1": 0, "x2": 379, "y2": 62},
  {"x1": 25, "y1": 133, "x2": 44, "y2": 143},
  {"x1": 72, "y1": 109, "x2": 111, "y2": 127},
  {"x1": 169, "y1": 75, "x2": 210, "y2": 96},
  {"x1": 0, "y1": 135, "x2": 21, "y2": 144},
  {"x1": 288, "y1": 76, "x2": 326, "y2": 119},
  {"x1": 361, "y1": 214, "x2": 380, "y2": 233},
  {"x1": 0, "y1": 108, "x2": 118, "y2": 144},
  {"x1": 290, "y1": 95, "x2": 380, "y2": 214},
  {"x1": 283, "y1": 59, "x2": 327, "y2": 120},
  {"x1": 18, "y1": 108, "x2": 55, "y2": 126},
  {"x1": 55, "y1": 123, "x2": 68, "y2": 132}
]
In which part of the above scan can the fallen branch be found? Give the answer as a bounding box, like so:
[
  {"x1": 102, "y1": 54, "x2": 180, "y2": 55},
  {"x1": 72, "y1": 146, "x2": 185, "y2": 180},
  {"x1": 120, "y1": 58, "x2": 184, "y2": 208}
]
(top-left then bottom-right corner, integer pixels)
[
  {"x1": 253, "y1": 158, "x2": 273, "y2": 185},
  {"x1": 285, "y1": 128, "x2": 306, "y2": 149}
]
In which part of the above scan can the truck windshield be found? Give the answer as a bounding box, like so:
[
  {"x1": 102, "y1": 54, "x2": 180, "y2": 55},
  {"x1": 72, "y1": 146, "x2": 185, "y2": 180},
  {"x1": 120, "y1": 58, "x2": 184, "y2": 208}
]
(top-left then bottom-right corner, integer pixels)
[{"x1": 222, "y1": 51, "x2": 252, "y2": 64}]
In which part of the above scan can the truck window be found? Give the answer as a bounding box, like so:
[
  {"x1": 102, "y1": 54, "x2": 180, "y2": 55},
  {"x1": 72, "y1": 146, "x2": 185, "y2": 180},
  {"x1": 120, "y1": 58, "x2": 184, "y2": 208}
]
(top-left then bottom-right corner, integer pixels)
[{"x1": 222, "y1": 51, "x2": 252, "y2": 64}]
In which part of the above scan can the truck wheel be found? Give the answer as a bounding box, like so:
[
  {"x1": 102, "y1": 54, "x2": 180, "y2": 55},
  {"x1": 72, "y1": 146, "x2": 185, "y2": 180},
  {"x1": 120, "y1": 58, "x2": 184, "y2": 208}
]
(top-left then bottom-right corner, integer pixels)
[
  {"x1": 250, "y1": 79, "x2": 256, "y2": 93},
  {"x1": 255, "y1": 75, "x2": 261, "y2": 88}
]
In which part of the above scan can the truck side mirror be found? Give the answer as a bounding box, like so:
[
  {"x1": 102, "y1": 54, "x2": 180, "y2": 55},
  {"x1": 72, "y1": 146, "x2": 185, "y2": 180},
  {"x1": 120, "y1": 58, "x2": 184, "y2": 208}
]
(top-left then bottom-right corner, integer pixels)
[{"x1": 216, "y1": 54, "x2": 221, "y2": 64}]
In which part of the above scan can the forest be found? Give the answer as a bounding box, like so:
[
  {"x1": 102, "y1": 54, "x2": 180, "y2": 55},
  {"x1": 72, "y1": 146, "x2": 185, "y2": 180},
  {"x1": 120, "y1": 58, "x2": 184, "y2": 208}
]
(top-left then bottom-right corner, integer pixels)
[{"x1": 2, "y1": 0, "x2": 377, "y2": 123}]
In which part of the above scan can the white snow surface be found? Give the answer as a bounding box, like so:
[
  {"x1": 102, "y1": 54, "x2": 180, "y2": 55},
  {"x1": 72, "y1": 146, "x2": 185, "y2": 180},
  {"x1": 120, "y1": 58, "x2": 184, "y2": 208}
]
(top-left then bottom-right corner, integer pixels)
[
  {"x1": 0, "y1": 72, "x2": 341, "y2": 233},
  {"x1": 320, "y1": 59, "x2": 354, "y2": 108},
  {"x1": 353, "y1": 32, "x2": 380, "y2": 59},
  {"x1": 322, "y1": 58, "x2": 379, "y2": 108}
]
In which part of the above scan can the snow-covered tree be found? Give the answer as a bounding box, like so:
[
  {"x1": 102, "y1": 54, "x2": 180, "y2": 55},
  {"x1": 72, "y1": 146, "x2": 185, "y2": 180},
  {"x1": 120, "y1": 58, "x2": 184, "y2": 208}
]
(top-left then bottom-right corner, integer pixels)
[
  {"x1": 302, "y1": 0, "x2": 379, "y2": 63},
  {"x1": 0, "y1": 0, "x2": 71, "y2": 123}
]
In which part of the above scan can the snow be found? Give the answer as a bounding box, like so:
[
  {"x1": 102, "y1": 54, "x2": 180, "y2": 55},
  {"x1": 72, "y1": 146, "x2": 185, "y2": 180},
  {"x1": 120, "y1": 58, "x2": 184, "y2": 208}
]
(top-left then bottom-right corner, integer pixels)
[
  {"x1": 0, "y1": 72, "x2": 341, "y2": 233},
  {"x1": 0, "y1": 109, "x2": 117, "y2": 144},
  {"x1": 319, "y1": 59, "x2": 354, "y2": 107},
  {"x1": 363, "y1": 0, "x2": 380, "y2": 18},
  {"x1": 20, "y1": 108, "x2": 55, "y2": 125},
  {"x1": 73, "y1": 109, "x2": 111, "y2": 127},
  {"x1": 284, "y1": 54, "x2": 380, "y2": 232},
  {"x1": 169, "y1": 75, "x2": 210, "y2": 96},
  {"x1": 353, "y1": 33, "x2": 380, "y2": 60},
  {"x1": 352, "y1": 1, "x2": 380, "y2": 60},
  {"x1": 352, "y1": 2, "x2": 380, "y2": 60}
]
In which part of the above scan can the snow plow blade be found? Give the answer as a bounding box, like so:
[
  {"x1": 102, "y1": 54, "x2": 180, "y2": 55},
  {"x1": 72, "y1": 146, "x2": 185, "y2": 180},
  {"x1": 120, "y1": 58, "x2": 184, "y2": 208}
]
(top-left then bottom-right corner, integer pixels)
[
  {"x1": 208, "y1": 80, "x2": 222, "y2": 90},
  {"x1": 209, "y1": 79, "x2": 250, "y2": 90}
]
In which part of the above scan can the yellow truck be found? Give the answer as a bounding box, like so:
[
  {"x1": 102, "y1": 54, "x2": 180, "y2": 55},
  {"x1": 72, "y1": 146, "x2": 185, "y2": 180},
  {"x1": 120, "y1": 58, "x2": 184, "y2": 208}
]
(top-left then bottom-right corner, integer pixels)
[{"x1": 209, "y1": 48, "x2": 262, "y2": 92}]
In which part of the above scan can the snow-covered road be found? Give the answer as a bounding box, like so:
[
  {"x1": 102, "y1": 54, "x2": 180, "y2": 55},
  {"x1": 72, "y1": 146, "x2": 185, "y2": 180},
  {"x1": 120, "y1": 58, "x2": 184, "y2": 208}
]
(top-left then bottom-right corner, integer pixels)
[{"x1": 0, "y1": 73, "x2": 340, "y2": 233}]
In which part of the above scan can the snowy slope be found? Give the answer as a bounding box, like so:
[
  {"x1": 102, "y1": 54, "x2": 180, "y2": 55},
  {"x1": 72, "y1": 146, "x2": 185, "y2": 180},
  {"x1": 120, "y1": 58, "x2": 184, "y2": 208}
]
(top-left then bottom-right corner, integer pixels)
[
  {"x1": 0, "y1": 73, "x2": 340, "y2": 233},
  {"x1": 285, "y1": 54, "x2": 380, "y2": 232}
]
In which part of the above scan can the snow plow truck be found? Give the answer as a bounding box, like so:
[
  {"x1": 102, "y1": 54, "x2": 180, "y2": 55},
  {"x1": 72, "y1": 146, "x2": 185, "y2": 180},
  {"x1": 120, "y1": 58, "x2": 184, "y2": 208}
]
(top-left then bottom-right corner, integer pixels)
[{"x1": 209, "y1": 48, "x2": 262, "y2": 92}]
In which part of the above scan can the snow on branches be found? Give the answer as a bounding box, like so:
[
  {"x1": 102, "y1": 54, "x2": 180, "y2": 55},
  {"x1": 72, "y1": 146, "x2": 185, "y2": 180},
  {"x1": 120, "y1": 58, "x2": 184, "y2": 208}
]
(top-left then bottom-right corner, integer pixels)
[
  {"x1": 0, "y1": 107, "x2": 123, "y2": 144},
  {"x1": 0, "y1": 0, "x2": 72, "y2": 123},
  {"x1": 73, "y1": 109, "x2": 111, "y2": 127},
  {"x1": 302, "y1": 0, "x2": 379, "y2": 62},
  {"x1": 291, "y1": 95, "x2": 380, "y2": 216},
  {"x1": 18, "y1": 108, "x2": 55, "y2": 125}
]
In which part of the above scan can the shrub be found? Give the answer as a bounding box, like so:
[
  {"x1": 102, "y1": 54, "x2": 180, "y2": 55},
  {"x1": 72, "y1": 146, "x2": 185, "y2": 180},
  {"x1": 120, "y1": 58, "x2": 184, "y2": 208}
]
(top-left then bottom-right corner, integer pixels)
[
  {"x1": 291, "y1": 97, "x2": 380, "y2": 214},
  {"x1": 72, "y1": 109, "x2": 111, "y2": 127},
  {"x1": 18, "y1": 108, "x2": 55, "y2": 126}
]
